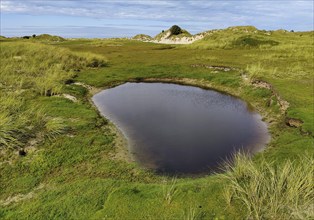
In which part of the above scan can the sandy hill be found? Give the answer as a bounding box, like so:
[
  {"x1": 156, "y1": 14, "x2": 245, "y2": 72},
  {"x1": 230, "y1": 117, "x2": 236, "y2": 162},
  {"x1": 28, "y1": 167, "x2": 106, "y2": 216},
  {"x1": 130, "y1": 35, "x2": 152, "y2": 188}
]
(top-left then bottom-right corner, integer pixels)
[{"x1": 133, "y1": 25, "x2": 311, "y2": 47}]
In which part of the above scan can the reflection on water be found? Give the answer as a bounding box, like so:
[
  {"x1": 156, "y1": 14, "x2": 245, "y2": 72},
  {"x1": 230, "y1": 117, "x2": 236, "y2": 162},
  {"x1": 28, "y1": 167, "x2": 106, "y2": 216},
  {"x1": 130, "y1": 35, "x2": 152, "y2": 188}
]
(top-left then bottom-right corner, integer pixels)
[{"x1": 93, "y1": 82, "x2": 270, "y2": 175}]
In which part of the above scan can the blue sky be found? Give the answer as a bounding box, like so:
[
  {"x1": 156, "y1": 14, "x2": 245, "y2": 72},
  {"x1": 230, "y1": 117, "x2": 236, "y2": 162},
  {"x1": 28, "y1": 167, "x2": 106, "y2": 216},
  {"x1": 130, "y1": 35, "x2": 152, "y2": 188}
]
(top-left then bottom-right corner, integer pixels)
[{"x1": 1, "y1": 0, "x2": 313, "y2": 38}]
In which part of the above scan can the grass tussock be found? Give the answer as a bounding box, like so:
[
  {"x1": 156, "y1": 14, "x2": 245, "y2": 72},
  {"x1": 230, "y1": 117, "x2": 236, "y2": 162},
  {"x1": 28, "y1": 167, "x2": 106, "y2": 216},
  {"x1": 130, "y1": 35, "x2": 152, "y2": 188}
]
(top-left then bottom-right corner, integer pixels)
[
  {"x1": 183, "y1": 205, "x2": 200, "y2": 220},
  {"x1": 0, "y1": 42, "x2": 107, "y2": 150},
  {"x1": 221, "y1": 153, "x2": 314, "y2": 220},
  {"x1": 162, "y1": 177, "x2": 178, "y2": 205},
  {"x1": 45, "y1": 117, "x2": 68, "y2": 140},
  {"x1": 246, "y1": 62, "x2": 264, "y2": 81},
  {"x1": 0, "y1": 111, "x2": 22, "y2": 149}
]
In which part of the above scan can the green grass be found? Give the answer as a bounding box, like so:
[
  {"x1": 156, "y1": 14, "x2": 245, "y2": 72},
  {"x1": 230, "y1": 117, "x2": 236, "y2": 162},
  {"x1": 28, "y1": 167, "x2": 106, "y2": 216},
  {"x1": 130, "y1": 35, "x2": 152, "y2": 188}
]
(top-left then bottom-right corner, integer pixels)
[
  {"x1": 0, "y1": 26, "x2": 313, "y2": 219},
  {"x1": 0, "y1": 42, "x2": 107, "y2": 151},
  {"x1": 232, "y1": 35, "x2": 279, "y2": 48},
  {"x1": 221, "y1": 153, "x2": 314, "y2": 220}
]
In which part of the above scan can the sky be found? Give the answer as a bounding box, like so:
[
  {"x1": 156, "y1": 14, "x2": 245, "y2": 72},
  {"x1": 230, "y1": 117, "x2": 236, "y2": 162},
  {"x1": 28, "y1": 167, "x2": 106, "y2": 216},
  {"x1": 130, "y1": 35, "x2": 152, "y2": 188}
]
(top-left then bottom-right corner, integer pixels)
[{"x1": 1, "y1": 0, "x2": 313, "y2": 38}]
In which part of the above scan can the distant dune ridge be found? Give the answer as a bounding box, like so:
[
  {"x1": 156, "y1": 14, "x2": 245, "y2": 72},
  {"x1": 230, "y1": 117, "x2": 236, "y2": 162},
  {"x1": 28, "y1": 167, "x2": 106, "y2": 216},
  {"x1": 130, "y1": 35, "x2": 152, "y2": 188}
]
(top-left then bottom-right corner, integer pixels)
[
  {"x1": 132, "y1": 25, "x2": 313, "y2": 46},
  {"x1": 14, "y1": 34, "x2": 66, "y2": 41},
  {"x1": 4, "y1": 25, "x2": 313, "y2": 47}
]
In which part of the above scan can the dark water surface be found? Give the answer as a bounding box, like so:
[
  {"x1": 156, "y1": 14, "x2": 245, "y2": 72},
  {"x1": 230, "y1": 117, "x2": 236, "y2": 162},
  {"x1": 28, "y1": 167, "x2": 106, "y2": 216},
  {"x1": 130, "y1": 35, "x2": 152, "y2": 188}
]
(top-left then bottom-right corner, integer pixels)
[{"x1": 93, "y1": 83, "x2": 270, "y2": 175}]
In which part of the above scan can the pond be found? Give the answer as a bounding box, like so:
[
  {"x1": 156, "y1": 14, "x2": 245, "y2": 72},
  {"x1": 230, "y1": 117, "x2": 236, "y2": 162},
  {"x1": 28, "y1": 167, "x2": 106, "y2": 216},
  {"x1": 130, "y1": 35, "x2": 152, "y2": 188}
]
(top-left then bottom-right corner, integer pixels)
[{"x1": 93, "y1": 82, "x2": 270, "y2": 175}]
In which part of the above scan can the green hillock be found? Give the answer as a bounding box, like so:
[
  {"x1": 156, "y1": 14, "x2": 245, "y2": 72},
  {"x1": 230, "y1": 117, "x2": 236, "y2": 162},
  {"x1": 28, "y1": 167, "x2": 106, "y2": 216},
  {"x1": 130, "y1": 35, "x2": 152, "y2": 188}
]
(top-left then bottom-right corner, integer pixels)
[
  {"x1": 189, "y1": 25, "x2": 284, "y2": 49},
  {"x1": 154, "y1": 25, "x2": 192, "y2": 41},
  {"x1": 232, "y1": 35, "x2": 279, "y2": 47},
  {"x1": 133, "y1": 34, "x2": 152, "y2": 41},
  {"x1": 273, "y1": 29, "x2": 289, "y2": 33},
  {"x1": 34, "y1": 34, "x2": 65, "y2": 42},
  {"x1": 227, "y1": 25, "x2": 258, "y2": 32}
]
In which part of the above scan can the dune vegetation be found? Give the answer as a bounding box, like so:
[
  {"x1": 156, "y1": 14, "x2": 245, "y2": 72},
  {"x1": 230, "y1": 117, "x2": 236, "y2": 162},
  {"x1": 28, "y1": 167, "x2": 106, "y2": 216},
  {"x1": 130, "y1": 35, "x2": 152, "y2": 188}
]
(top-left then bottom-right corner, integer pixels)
[{"x1": 0, "y1": 26, "x2": 313, "y2": 219}]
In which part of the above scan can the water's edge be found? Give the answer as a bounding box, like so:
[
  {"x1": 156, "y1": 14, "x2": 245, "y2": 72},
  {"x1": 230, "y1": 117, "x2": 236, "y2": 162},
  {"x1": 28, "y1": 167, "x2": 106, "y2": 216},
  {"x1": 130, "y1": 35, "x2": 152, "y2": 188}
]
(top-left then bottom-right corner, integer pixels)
[{"x1": 92, "y1": 82, "x2": 270, "y2": 175}]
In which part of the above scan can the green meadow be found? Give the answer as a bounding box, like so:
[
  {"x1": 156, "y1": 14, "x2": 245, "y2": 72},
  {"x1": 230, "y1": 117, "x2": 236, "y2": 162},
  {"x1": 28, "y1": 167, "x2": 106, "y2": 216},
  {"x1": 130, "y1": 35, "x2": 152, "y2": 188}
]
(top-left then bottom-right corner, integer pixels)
[{"x1": 0, "y1": 27, "x2": 313, "y2": 219}]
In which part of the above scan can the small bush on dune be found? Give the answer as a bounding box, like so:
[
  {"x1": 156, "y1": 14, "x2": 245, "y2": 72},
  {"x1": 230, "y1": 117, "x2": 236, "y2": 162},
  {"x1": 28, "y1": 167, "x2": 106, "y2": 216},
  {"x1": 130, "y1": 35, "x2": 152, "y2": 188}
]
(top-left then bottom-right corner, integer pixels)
[
  {"x1": 221, "y1": 153, "x2": 314, "y2": 220},
  {"x1": 170, "y1": 25, "x2": 182, "y2": 35}
]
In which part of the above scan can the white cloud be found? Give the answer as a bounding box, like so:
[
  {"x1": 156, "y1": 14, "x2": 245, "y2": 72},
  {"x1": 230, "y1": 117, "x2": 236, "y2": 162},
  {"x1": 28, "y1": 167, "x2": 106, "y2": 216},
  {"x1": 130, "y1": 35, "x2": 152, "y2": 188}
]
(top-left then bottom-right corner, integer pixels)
[
  {"x1": 1, "y1": 0, "x2": 313, "y2": 37},
  {"x1": 1, "y1": 0, "x2": 312, "y2": 22}
]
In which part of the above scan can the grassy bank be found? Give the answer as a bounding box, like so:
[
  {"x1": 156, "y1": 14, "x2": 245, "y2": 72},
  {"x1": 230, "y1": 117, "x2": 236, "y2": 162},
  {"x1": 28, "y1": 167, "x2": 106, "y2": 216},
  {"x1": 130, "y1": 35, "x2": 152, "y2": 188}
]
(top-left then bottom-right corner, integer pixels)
[{"x1": 0, "y1": 28, "x2": 313, "y2": 219}]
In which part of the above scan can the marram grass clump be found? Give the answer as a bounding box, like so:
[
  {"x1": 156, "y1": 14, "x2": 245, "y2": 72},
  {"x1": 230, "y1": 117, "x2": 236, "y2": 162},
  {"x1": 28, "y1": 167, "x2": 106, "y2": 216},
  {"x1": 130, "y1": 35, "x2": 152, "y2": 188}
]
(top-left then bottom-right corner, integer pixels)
[
  {"x1": 0, "y1": 42, "x2": 107, "y2": 94},
  {"x1": 221, "y1": 153, "x2": 314, "y2": 220},
  {"x1": 0, "y1": 42, "x2": 107, "y2": 151}
]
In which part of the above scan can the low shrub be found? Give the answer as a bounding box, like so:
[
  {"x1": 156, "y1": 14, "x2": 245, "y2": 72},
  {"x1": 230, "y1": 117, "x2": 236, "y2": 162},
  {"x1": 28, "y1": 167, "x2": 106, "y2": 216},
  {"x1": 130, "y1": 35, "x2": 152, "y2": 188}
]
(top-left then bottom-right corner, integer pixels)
[{"x1": 170, "y1": 25, "x2": 182, "y2": 35}]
